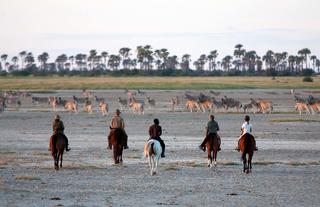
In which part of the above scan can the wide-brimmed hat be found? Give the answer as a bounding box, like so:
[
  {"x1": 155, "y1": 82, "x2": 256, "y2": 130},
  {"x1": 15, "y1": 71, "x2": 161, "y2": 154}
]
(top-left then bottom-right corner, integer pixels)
[
  {"x1": 55, "y1": 114, "x2": 61, "y2": 119},
  {"x1": 115, "y1": 109, "x2": 121, "y2": 114}
]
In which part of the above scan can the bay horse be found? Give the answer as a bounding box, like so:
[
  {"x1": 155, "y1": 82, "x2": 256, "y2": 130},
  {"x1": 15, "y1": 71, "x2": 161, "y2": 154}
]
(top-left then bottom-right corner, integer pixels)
[
  {"x1": 205, "y1": 134, "x2": 220, "y2": 168},
  {"x1": 144, "y1": 139, "x2": 162, "y2": 175},
  {"x1": 50, "y1": 133, "x2": 66, "y2": 170},
  {"x1": 238, "y1": 133, "x2": 255, "y2": 173},
  {"x1": 109, "y1": 129, "x2": 125, "y2": 164}
]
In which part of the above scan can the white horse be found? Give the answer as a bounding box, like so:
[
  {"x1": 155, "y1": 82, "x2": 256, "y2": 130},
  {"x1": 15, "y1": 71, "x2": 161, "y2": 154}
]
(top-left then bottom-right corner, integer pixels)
[{"x1": 144, "y1": 139, "x2": 162, "y2": 176}]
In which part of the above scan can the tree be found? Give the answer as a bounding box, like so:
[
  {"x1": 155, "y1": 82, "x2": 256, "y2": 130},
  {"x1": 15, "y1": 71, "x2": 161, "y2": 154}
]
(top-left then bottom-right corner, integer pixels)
[
  {"x1": 298, "y1": 48, "x2": 311, "y2": 69},
  {"x1": 37, "y1": 52, "x2": 49, "y2": 70},
  {"x1": 19, "y1": 51, "x2": 27, "y2": 69},
  {"x1": 55, "y1": 54, "x2": 68, "y2": 71},
  {"x1": 69, "y1": 56, "x2": 75, "y2": 70},
  {"x1": 310, "y1": 55, "x2": 317, "y2": 70},
  {"x1": 88, "y1": 49, "x2": 97, "y2": 70},
  {"x1": 24, "y1": 53, "x2": 35, "y2": 67},
  {"x1": 1, "y1": 54, "x2": 8, "y2": 71},
  {"x1": 263, "y1": 50, "x2": 275, "y2": 70},
  {"x1": 101, "y1": 51, "x2": 108, "y2": 69},
  {"x1": 180, "y1": 54, "x2": 191, "y2": 71},
  {"x1": 108, "y1": 54, "x2": 121, "y2": 70},
  {"x1": 119, "y1": 47, "x2": 131, "y2": 69},
  {"x1": 221, "y1": 55, "x2": 232, "y2": 71},
  {"x1": 316, "y1": 59, "x2": 320, "y2": 73},
  {"x1": 11, "y1": 56, "x2": 19, "y2": 71}
]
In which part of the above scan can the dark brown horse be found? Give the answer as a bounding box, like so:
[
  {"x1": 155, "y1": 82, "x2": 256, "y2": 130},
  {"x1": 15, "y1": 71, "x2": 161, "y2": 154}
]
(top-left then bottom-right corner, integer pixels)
[
  {"x1": 206, "y1": 134, "x2": 221, "y2": 168},
  {"x1": 109, "y1": 129, "x2": 125, "y2": 164},
  {"x1": 50, "y1": 133, "x2": 66, "y2": 170},
  {"x1": 238, "y1": 133, "x2": 255, "y2": 173}
]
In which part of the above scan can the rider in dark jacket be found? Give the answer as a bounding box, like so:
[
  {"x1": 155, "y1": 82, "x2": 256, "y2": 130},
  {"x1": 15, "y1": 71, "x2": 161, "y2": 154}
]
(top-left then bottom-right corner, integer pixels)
[
  {"x1": 148, "y1": 118, "x2": 165, "y2": 158},
  {"x1": 51, "y1": 115, "x2": 70, "y2": 151}
]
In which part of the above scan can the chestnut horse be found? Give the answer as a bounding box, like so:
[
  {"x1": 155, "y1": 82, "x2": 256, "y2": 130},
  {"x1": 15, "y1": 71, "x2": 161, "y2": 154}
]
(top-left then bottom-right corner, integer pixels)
[
  {"x1": 205, "y1": 134, "x2": 220, "y2": 168},
  {"x1": 238, "y1": 133, "x2": 255, "y2": 173},
  {"x1": 109, "y1": 129, "x2": 125, "y2": 164},
  {"x1": 50, "y1": 133, "x2": 66, "y2": 170}
]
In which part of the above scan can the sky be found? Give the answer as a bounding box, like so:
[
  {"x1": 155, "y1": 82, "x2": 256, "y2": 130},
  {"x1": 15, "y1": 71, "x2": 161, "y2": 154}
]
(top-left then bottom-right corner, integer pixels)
[{"x1": 1, "y1": 0, "x2": 320, "y2": 61}]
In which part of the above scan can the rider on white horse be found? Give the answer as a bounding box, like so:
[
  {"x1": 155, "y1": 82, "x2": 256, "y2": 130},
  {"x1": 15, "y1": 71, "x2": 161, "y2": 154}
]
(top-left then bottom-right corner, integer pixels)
[{"x1": 148, "y1": 118, "x2": 165, "y2": 158}]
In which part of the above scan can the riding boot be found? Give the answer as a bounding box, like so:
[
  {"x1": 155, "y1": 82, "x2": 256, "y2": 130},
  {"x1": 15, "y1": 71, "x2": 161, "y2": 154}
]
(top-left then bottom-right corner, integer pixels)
[
  {"x1": 159, "y1": 138, "x2": 165, "y2": 157},
  {"x1": 107, "y1": 133, "x2": 112, "y2": 150},
  {"x1": 123, "y1": 130, "x2": 129, "y2": 149},
  {"x1": 64, "y1": 135, "x2": 71, "y2": 151}
]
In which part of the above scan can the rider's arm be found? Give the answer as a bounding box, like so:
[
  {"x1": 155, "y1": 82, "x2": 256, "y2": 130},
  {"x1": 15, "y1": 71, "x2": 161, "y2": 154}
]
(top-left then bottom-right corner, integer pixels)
[
  {"x1": 216, "y1": 122, "x2": 220, "y2": 131},
  {"x1": 149, "y1": 126, "x2": 152, "y2": 137}
]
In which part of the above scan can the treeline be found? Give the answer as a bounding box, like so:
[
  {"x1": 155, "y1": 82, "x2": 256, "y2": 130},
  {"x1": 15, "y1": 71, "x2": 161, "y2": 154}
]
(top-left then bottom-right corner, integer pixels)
[{"x1": 0, "y1": 44, "x2": 319, "y2": 77}]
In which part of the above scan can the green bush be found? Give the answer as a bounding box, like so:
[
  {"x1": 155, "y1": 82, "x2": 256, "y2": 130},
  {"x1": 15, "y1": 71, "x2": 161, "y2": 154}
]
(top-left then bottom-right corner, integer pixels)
[{"x1": 303, "y1": 76, "x2": 313, "y2": 82}]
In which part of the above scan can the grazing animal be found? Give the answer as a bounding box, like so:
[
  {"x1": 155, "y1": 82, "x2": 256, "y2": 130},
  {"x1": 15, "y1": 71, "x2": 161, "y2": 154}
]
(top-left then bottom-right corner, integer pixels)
[
  {"x1": 185, "y1": 100, "x2": 201, "y2": 112},
  {"x1": 32, "y1": 97, "x2": 48, "y2": 104},
  {"x1": 185, "y1": 93, "x2": 197, "y2": 101},
  {"x1": 209, "y1": 90, "x2": 221, "y2": 96},
  {"x1": 50, "y1": 133, "x2": 66, "y2": 170},
  {"x1": 73, "y1": 95, "x2": 88, "y2": 104},
  {"x1": 84, "y1": 100, "x2": 93, "y2": 114},
  {"x1": 250, "y1": 98, "x2": 273, "y2": 114},
  {"x1": 118, "y1": 97, "x2": 128, "y2": 110},
  {"x1": 137, "y1": 89, "x2": 146, "y2": 96},
  {"x1": 49, "y1": 97, "x2": 58, "y2": 111},
  {"x1": 129, "y1": 97, "x2": 144, "y2": 115},
  {"x1": 291, "y1": 89, "x2": 306, "y2": 103},
  {"x1": 307, "y1": 95, "x2": 320, "y2": 115},
  {"x1": 221, "y1": 96, "x2": 242, "y2": 112},
  {"x1": 205, "y1": 134, "x2": 221, "y2": 168},
  {"x1": 109, "y1": 128, "x2": 125, "y2": 164},
  {"x1": 171, "y1": 96, "x2": 180, "y2": 111},
  {"x1": 198, "y1": 99, "x2": 213, "y2": 113},
  {"x1": 94, "y1": 95, "x2": 105, "y2": 103},
  {"x1": 243, "y1": 102, "x2": 256, "y2": 113},
  {"x1": 211, "y1": 97, "x2": 224, "y2": 112},
  {"x1": 295, "y1": 102, "x2": 310, "y2": 115},
  {"x1": 99, "y1": 101, "x2": 109, "y2": 116},
  {"x1": 238, "y1": 133, "x2": 255, "y2": 173},
  {"x1": 5, "y1": 97, "x2": 21, "y2": 108},
  {"x1": 144, "y1": 139, "x2": 162, "y2": 175},
  {"x1": 147, "y1": 97, "x2": 156, "y2": 108},
  {"x1": 65, "y1": 101, "x2": 78, "y2": 113},
  {"x1": 82, "y1": 89, "x2": 94, "y2": 98}
]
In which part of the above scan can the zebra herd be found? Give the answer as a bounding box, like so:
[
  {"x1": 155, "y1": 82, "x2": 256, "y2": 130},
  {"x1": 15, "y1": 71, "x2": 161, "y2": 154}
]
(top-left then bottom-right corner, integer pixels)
[{"x1": 1, "y1": 89, "x2": 319, "y2": 115}]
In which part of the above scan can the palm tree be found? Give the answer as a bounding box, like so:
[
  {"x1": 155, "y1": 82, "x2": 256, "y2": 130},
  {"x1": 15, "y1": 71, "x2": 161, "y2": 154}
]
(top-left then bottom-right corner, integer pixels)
[
  {"x1": 207, "y1": 50, "x2": 218, "y2": 71},
  {"x1": 88, "y1": 49, "x2": 97, "y2": 70},
  {"x1": 69, "y1": 56, "x2": 75, "y2": 70},
  {"x1": 234, "y1": 44, "x2": 245, "y2": 70},
  {"x1": 55, "y1": 54, "x2": 68, "y2": 71},
  {"x1": 180, "y1": 54, "x2": 191, "y2": 70},
  {"x1": 316, "y1": 59, "x2": 320, "y2": 73},
  {"x1": 37, "y1": 52, "x2": 49, "y2": 70},
  {"x1": 108, "y1": 54, "x2": 121, "y2": 70},
  {"x1": 11, "y1": 56, "x2": 19, "y2": 71},
  {"x1": 119, "y1": 47, "x2": 131, "y2": 69},
  {"x1": 310, "y1": 55, "x2": 317, "y2": 70},
  {"x1": 101, "y1": 51, "x2": 108, "y2": 69},
  {"x1": 263, "y1": 50, "x2": 275, "y2": 70},
  {"x1": 24, "y1": 53, "x2": 35, "y2": 68},
  {"x1": 1, "y1": 54, "x2": 8, "y2": 71},
  {"x1": 19, "y1": 51, "x2": 27, "y2": 69},
  {"x1": 298, "y1": 48, "x2": 311, "y2": 69},
  {"x1": 221, "y1": 55, "x2": 232, "y2": 71}
]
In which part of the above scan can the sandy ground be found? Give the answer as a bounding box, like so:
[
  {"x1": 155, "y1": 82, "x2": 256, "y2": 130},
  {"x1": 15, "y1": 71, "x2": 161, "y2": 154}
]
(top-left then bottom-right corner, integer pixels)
[{"x1": 1, "y1": 89, "x2": 320, "y2": 207}]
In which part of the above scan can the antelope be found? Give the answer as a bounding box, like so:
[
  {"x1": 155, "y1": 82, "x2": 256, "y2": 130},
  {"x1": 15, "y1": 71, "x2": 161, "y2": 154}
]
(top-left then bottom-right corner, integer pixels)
[
  {"x1": 295, "y1": 102, "x2": 310, "y2": 115},
  {"x1": 99, "y1": 101, "x2": 109, "y2": 116},
  {"x1": 65, "y1": 101, "x2": 78, "y2": 113},
  {"x1": 129, "y1": 97, "x2": 144, "y2": 115}
]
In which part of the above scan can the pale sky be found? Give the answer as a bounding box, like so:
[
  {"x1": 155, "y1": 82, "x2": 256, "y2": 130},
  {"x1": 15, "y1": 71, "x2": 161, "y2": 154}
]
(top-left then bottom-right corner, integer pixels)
[{"x1": 1, "y1": 0, "x2": 320, "y2": 60}]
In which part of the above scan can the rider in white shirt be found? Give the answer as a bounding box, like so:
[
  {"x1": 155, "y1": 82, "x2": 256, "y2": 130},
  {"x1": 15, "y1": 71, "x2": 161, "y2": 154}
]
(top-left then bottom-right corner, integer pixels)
[{"x1": 236, "y1": 115, "x2": 258, "y2": 151}]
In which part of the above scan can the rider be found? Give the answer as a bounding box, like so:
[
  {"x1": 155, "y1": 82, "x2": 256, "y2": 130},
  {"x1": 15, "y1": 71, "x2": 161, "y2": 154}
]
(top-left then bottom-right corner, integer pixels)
[
  {"x1": 236, "y1": 115, "x2": 258, "y2": 151},
  {"x1": 51, "y1": 114, "x2": 71, "y2": 151},
  {"x1": 199, "y1": 115, "x2": 221, "y2": 152},
  {"x1": 108, "y1": 109, "x2": 129, "y2": 150},
  {"x1": 148, "y1": 118, "x2": 165, "y2": 158}
]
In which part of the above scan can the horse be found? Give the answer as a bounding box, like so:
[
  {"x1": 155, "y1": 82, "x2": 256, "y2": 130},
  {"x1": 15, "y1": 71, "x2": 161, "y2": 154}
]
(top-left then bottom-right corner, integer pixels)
[
  {"x1": 50, "y1": 133, "x2": 66, "y2": 170},
  {"x1": 238, "y1": 133, "x2": 255, "y2": 173},
  {"x1": 144, "y1": 139, "x2": 162, "y2": 175},
  {"x1": 109, "y1": 129, "x2": 125, "y2": 164},
  {"x1": 205, "y1": 134, "x2": 221, "y2": 168}
]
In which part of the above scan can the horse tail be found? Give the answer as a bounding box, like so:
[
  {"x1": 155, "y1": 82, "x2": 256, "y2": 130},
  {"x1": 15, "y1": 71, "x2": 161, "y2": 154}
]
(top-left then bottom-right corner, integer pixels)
[
  {"x1": 241, "y1": 133, "x2": 251, "y2": 161},
  {"x1": 150, "y1": 142, "x2": 155, "y2": 155}
]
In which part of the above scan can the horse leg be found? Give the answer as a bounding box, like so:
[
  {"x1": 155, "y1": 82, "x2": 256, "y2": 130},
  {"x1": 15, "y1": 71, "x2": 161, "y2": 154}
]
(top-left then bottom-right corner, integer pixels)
[
  {"x1": 113, "y1": 148, "x2": 118, "y2": 164},
  {"x1": 148, "y1": 155, "x2": 153, "y2": 175},
  {"x1": 243, "y1": 154, "x2": 246, "y2": 173},
  {"x1": 154, "y1": 156, "x2": 159, "y2": 175},
  {"x1": 249, "y1": 153, "x2": 253, "y2": 172},
  {"x1": 119, "y1": 147, "x2": 123, "y2": 163},
  {"x1": 214, "y1": 150, "x2": 217, "y2": 167},
  {"x1": 60, "y1": 151, "x2": 63, "y2": 168}
]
